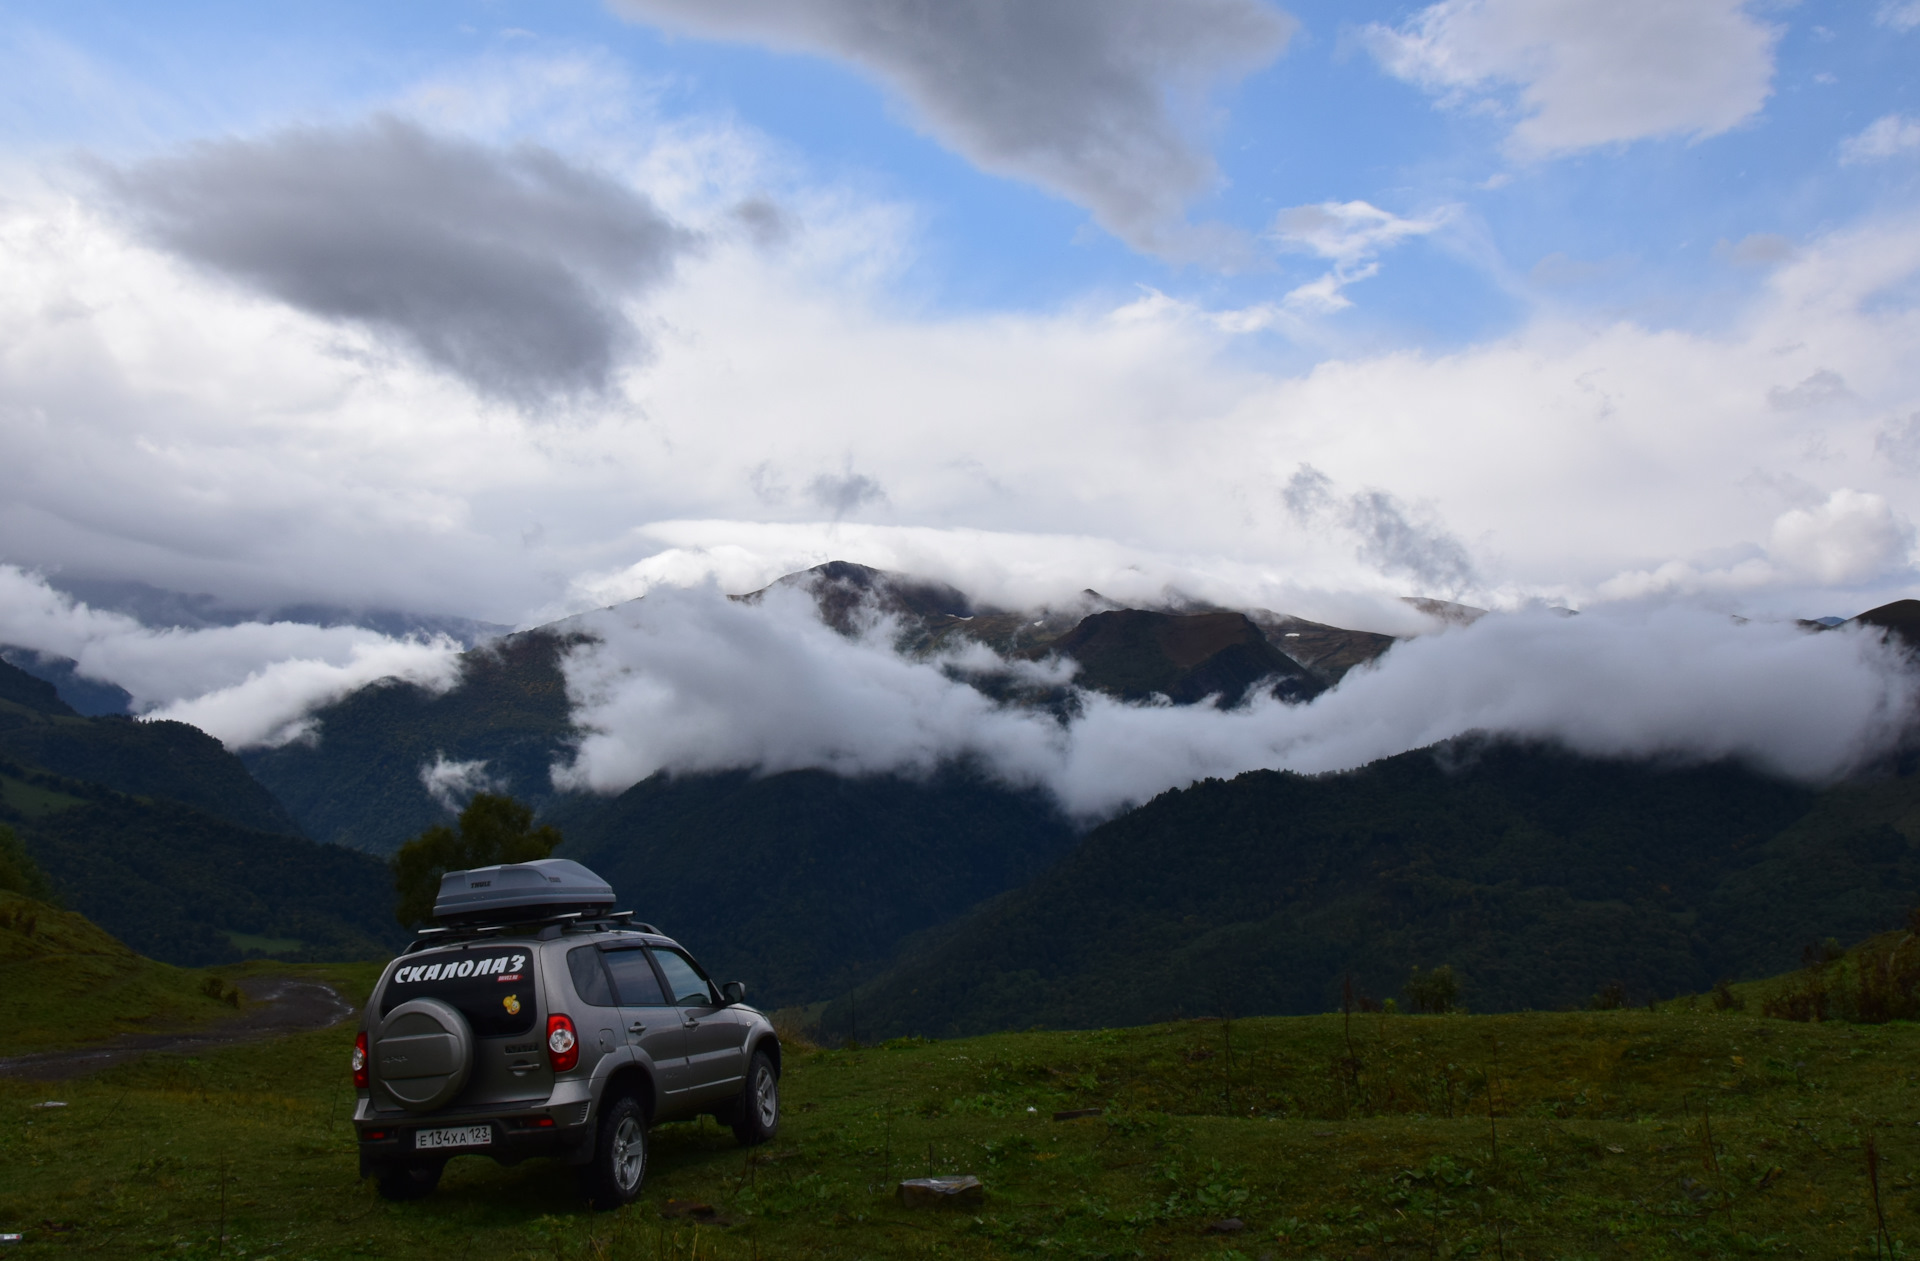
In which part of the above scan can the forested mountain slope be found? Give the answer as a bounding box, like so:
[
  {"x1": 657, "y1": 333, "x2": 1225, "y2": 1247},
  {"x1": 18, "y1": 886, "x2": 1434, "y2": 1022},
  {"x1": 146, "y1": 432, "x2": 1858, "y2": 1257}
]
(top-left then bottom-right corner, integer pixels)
[
  {"x1": 822, "y1": 740, "x2": 1920, "y2": 1040},
  {"x1": 557, "y1": 766, "x2": 1074, "y2": 1007},
  {"x1": 0, "y1": 659, "x2": 297, "y2": 835}
]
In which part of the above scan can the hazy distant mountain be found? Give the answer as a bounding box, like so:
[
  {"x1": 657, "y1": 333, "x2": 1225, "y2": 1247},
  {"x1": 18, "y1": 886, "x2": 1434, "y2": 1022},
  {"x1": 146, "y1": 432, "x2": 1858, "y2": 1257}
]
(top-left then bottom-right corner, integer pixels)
[
  {"x1": 40, "y1": 574, "x2": 512, "y2": 644},
  {"x1": 0, "y1": 648, "x2": 135, "y2": 716}
]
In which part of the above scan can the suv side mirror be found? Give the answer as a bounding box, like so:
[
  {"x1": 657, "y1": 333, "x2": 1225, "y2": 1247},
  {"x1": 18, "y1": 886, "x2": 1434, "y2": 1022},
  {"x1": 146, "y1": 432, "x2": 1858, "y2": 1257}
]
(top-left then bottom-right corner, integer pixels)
[{"x1": 721, "y1": 980, "x2": 747, "y2": 1005}]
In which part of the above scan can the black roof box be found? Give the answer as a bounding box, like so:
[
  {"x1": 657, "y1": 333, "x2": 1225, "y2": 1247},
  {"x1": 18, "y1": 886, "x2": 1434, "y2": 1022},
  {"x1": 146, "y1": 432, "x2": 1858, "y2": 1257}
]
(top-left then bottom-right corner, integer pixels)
[{"x1": 432, "y1": 858, "x2": 615, "y2": 925}]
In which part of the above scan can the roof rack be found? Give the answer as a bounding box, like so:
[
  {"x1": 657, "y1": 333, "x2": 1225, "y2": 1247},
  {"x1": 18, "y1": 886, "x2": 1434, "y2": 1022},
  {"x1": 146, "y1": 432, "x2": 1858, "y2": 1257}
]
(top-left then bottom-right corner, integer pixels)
[{"x1": 402, "y1": 909, "x2": 666, "y2": 952}]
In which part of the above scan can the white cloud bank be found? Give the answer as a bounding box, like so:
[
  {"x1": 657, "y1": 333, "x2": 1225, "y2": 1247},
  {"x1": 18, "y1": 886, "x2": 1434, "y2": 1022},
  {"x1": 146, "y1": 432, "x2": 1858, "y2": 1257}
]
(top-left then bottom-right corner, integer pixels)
[
  {"x1": 0, "y1": 566, "x2": 462, "y2": 748},
  {"x1": 7, "y1": 71, "x2": 1920, "y2": 640},
  {"x1": 553, "y1": 583, "x2": 1920, "y2": 819},
  {"x1": 1365, "y1": 0, "x2": 1777, "y2": 157}
]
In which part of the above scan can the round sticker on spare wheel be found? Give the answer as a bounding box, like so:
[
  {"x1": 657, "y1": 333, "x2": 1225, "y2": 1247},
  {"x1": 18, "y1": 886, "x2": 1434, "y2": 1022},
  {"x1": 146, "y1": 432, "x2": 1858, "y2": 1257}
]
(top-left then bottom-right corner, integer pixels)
[{"x1": 503, "y1": 994, "x2": 521, "y2": 1015}]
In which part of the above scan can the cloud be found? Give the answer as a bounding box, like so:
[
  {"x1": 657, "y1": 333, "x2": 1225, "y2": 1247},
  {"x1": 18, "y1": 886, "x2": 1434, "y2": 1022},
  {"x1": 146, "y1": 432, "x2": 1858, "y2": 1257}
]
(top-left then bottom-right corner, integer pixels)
[
  {"x1": 10, "y1": 136, "x2": 1920, "y2": 630},
  {"x1": 98, "y1": 116, "x2": 698, "y2": 405},
  {"x1": 1877, "y1": 414, "x2": 1920, "y2": 474},
  {"x1": 1767, "y1": 369, "x2": 1851, "y2": 412},
  {"x1": 1717, "y1": 233, "x2": 1795, "y2": 267},
  {"x1": 1597, "y1": 490, "x2": 1918, "y2": 600},
  {"x1": 807, "y1": 470, "x2": 889, "y2": 519},
  {"x1": 1768, "y1": 490, "x2": 1916, "y2": 586},
  {"x1": 420, "y1": 754, "x2": 505, "y2": 812},
  {"x1": 1364, "y1": 0, "x2": 1777, "y2": 157},
  {"x1": 552, "y1": 583, "x2": 1920, "y2": 819},
  {"x1": 1270, "y1": 200, "x2": 1449, "y2": 310},
  {"x1": 0, "y1": 565, "x2": 462, "y2": 748},
  {"x1": 1841, "y1": 115, "x2": 1920, "y2": 165},
  {"x1": 605, "y1": 0, "x2": 1295, "y2": 256},
  {"x1": 1879, "y1": 2, "x2": 1920, "y2": 32},
  {"x1": 1284, "y1": 466, "x2": 1478, "y2": 595}
]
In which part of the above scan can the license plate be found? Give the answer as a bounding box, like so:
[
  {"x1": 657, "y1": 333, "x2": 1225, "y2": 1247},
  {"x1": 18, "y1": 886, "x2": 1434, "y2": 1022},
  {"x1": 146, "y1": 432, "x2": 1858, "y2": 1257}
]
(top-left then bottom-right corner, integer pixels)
[{"x1": 414, "y1": 1124, "x2": 492, "y2": 1150}]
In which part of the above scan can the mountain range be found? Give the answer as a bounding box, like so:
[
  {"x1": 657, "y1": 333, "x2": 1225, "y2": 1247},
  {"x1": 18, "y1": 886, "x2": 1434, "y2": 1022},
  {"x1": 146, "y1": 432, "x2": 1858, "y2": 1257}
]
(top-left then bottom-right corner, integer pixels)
[{"x1": 4, "y1": 563, "x2": 1919, "y2": 1033}]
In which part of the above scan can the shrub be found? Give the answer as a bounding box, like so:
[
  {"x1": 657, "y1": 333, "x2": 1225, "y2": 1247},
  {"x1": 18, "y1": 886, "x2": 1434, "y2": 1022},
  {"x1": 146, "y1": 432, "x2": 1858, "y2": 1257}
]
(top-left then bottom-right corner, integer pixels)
[
  {"x1": 1403, "y1": 965, "x2": 1459, "y2": 1015},
  {"x1": 1763, "y1": 914, "x2": 1920, "y2": 1024},
  {"x1": 1588, "y1": 981, "x2": 1627, "y2": 1011}
]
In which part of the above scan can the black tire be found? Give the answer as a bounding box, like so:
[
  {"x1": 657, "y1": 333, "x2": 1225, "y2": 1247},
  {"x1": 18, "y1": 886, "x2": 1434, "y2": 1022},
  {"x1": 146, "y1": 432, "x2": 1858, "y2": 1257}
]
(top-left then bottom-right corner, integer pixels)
[
  {"x1": 374, "y1": 1161, "x2": 444, "y2": 1201},
  {"x1": 580, "y1": 1095, "x2": 649, "y2": 1211},
  {"x1": 730, "y1": 1051, "x2": 779, "y2": 1146}
]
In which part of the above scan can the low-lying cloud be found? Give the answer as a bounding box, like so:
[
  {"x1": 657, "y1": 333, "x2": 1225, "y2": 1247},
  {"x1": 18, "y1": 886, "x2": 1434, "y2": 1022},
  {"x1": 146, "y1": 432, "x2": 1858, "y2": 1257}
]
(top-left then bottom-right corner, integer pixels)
[
  {"x1": 420, "y1": 754, "x2": 506, "y2": 813},
  {"x1": 99, "y1": 116, "x2": 697, "y2": 405},
  {"x1": 0, "y1": 565, "x2": 463, "y2": 748},
  {"x1": 553, "y1": 582, "x2": 1918, "y2": 819}
]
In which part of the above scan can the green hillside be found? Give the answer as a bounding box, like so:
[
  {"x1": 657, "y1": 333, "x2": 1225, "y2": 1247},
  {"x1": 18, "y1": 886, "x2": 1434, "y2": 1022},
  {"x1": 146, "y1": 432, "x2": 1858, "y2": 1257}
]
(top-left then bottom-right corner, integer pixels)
[
  {"x1": 0, "y1": 658, "x2": 298, "y2": 835},
  {"x1": 1, "y1": 758, "x2": 403, "y2": 966},
  {"x1": 559, "y1": 766, "x2": 1073, "y2": 1008},
  {"x1": 242, "y1": 629, "x2": 584, "y2": 853},
  {"x1": 822, "y1": 740, "x2": 1920, "y2": 1041},
  {"x1": 0, "y1": 889, "x2": 261, "y2": 1054}
]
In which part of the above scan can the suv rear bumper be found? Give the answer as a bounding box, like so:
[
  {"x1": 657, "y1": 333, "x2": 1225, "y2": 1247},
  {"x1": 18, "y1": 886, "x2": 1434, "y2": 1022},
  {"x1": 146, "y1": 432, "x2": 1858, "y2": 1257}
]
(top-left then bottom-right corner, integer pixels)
[{"x1": 356, "y1": 1111, "x2": 594, "y2": 1176}]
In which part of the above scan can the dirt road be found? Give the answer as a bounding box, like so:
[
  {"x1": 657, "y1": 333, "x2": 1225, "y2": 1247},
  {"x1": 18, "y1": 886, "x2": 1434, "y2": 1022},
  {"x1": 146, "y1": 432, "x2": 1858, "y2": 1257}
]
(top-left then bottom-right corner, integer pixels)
[{"x1": 0, "y1": 975, "x2": 356, "y2": 1081}]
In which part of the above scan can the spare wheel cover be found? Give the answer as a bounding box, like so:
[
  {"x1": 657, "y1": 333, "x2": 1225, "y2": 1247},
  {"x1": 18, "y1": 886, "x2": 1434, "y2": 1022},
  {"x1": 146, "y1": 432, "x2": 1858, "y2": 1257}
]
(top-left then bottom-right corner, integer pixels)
[{"x1": 374, "y1": 997, "x2": 475, "y2": 1112}]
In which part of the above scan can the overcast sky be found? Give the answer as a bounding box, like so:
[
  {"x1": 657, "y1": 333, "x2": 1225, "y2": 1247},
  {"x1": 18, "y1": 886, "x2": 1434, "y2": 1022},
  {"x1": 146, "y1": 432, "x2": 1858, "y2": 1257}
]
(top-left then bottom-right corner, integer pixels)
[
  {"x1": 3, "y1": 1, "x2": 1920, "y2": 789},
  {"x1": 2, "y1": 0, "x2": 1917, "y2": 627}
]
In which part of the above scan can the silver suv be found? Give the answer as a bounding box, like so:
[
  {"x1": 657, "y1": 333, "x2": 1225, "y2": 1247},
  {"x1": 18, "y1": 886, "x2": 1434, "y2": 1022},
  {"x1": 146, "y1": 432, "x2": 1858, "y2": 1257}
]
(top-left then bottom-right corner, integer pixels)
[{"x1": 350, "y1": 859, "x2": 781, "y2": 1209}]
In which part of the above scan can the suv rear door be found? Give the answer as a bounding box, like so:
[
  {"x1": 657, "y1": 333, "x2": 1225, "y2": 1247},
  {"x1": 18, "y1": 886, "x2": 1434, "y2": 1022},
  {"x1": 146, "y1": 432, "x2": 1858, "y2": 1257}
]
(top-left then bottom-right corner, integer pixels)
[
  {"x1": 650, "y1": 946, "x2": 748, "y2": 1106},
  {"x1": 598, "y1": 945, "x2": 695, "y2": 1111}
]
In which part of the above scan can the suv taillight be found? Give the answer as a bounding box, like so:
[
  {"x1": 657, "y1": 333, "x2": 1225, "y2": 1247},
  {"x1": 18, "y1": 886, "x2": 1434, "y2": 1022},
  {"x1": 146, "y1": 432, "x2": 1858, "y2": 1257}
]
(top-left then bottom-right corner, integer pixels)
[
  {"x1": 546, "y1": 1014, "x2": 579, "y2": 1073},
  {"x1": 351, "y1": 1031, "x2": 369, "y2": 1089}
]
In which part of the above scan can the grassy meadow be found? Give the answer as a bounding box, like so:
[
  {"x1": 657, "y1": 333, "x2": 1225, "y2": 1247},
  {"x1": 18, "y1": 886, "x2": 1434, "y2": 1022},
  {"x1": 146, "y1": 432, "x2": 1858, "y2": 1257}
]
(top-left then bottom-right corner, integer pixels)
[{"x1": 7, "y1": 962, "x2": 1920, "y2": 1260}]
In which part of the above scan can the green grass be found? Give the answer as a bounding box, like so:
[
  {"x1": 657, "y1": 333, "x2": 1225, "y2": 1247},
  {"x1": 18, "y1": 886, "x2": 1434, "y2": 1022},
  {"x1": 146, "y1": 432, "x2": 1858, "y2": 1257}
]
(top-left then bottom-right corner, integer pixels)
[
  {"x1": 8, "y1": 990, "x2": 1920, "y2": 1259},
  {"x1": 224, "y1": 931, "x2": 306, "y2": 957},
  {"x1": 0, "y1": 891, "x2": 348, "y2": 1056},
  {"x1": 0, "y1": 772, "x2": 83, "y2": 819}
]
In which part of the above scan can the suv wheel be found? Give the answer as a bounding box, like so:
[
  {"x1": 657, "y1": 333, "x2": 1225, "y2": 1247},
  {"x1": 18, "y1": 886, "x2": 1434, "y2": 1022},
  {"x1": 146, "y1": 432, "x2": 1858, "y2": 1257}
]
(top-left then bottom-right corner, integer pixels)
[
  {"x1": 580, "y1": 1095, "x2": 649, "y2": 1211},
  {"x1": 374, "y1": 1161, "x2": 444, "y2": 1201},
  {"x1": 730, "y1": 1051, "x2": 779, "y2": 1146}
]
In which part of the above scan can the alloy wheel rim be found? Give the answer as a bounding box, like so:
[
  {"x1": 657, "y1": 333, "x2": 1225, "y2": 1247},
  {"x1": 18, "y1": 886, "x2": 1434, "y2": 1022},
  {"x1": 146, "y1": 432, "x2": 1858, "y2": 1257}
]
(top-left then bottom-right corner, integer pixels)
[
  {"x1": 612, "y1": 1116, "x2": 644, "y2": 1190},
  {"x1": 755, "y1": 1070, "x2": 778, "y2": 1127}
]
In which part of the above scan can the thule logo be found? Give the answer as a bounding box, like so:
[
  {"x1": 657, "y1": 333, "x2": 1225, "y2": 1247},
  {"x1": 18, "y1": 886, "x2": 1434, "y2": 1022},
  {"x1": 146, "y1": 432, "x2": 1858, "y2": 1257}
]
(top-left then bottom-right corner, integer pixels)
[{"x1": 470, "y1": 880, "x2": 491, "y2": 888}]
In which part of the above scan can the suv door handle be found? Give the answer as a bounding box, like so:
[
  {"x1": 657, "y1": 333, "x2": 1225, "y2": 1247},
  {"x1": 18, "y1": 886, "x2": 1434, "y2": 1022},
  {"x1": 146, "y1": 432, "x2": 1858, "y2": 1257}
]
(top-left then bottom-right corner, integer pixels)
[
  {"x1": 683, "y1": 1018, "x2": 700, "y2": 1029},
  {"x1": 627, "y1": 1022, "x2": 646, "y2": 1035}
]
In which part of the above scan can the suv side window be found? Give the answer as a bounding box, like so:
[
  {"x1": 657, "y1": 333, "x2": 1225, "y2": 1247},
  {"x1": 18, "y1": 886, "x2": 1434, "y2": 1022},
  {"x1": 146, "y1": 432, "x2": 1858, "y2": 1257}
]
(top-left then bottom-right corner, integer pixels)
[
  {"x1": 567, "y1": 945, "x2": 617, "y2": 1007},
  {"x1": 650, "y1": 947, "x2": 717, "y2": 1007},
  {"x1": 603, "y1": 946, "x2": 670, "y2": 1006}
]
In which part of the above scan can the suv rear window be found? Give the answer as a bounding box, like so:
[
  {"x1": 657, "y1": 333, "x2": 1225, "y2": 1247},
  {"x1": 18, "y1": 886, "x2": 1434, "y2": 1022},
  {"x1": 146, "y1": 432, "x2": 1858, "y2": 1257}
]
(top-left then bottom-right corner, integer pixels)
[
  {"x1": 381, "y1": 944, "x2": 538, "y2": 1037},
  {"x1": 604, "y1": 947, "x2": 669, "y2": 1006}
]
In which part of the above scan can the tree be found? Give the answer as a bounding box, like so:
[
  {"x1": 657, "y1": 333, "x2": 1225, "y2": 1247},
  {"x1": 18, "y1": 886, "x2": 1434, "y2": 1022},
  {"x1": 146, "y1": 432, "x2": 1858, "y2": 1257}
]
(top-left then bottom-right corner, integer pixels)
[
  {"x1": 1403, "y1": 964, "x2": 1460, "y2": 1015},
  {"x1": 390, "y1": 793, "x2": 562, "y2": 927},
  {"x1": 0, "y1": 824, "x2": 55, "y2": 902}
]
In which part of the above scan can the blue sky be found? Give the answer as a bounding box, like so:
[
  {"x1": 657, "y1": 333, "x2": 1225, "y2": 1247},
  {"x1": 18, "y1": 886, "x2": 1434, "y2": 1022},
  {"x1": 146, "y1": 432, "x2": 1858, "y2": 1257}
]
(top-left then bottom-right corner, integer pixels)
[
  {"x1": 9, "y1": 0, "x2": 1913, "y2": 342},
  {"x1": 2, "y1": 0, "x2": 1920, "y2": 636}
]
